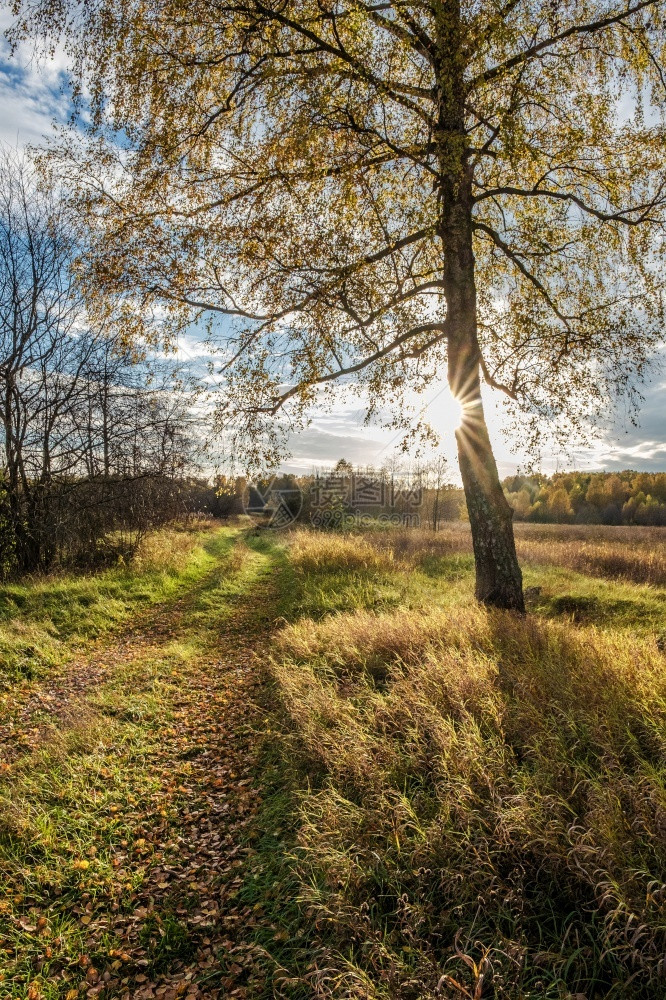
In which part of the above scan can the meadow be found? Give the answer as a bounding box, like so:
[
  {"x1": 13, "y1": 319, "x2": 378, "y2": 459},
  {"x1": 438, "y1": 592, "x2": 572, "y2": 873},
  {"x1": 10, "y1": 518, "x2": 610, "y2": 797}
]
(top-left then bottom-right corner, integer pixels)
[
  {"x1": 1, "y1": 520, "x2": 665, "y2": 999},
  {"x1": 262, "y1": 521, "x2": 666, "y2": 999}
]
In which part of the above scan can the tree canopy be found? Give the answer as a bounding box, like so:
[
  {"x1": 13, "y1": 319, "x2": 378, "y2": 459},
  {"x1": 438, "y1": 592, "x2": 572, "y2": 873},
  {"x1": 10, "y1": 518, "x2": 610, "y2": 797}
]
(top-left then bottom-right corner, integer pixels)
[{"x1": 11, "y1": 0, "x2": 666, "y2": 451}]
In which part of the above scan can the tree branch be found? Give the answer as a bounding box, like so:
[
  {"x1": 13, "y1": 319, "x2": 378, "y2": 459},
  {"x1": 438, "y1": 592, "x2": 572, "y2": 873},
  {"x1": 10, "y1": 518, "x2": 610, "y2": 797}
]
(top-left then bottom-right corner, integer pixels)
[
  {"x1": 472, "y1": 0, "x2": 659, "y2": 87},
  {"x1": 248, "y1": 0, "x2": 433, "y2": 122},
  {"x1": 473, "y1": 220, "x2": 573, "y2": 327},
  {"x1": 256, "y1": 321, "x2": 447, "y2": 414},
  {"x1": 474, "y1": 182, "x2": 666, "y2": 226}
]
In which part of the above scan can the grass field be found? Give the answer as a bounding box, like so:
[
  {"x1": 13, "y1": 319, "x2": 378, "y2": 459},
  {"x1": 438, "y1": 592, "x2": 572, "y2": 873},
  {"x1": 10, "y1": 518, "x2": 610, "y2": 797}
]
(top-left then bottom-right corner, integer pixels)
[
  {"x1": 1, "y1": 520, "x2": 665, "y2": 999},
  {"x1": 261, "y1": 522, "x2": 666, "y2": 999},
  {"x1": 0, "y1": 521, "x2": 220, "y2": 693}
]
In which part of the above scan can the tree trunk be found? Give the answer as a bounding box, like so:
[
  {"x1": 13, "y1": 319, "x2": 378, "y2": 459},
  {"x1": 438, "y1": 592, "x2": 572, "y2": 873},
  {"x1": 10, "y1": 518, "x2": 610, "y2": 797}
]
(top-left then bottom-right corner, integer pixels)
[
  {"x1": 102, "y1": 360, "x2": 110, "y2": 477},
  {"x1": 435, "y1": 0, "x2": 524, "y2": 611},
  {"x1": 453, "y1": 373, "x2": 524, "y2": 610},
  {"x1": 441, "y1": 191, "x2": 524, "y2": 611}
]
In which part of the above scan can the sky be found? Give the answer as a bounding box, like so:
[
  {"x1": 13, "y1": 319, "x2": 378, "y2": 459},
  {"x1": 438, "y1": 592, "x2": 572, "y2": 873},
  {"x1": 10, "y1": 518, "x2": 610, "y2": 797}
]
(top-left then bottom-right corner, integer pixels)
[{"x1": 1, "y1": 20, "x2": 664, "y2": 480}]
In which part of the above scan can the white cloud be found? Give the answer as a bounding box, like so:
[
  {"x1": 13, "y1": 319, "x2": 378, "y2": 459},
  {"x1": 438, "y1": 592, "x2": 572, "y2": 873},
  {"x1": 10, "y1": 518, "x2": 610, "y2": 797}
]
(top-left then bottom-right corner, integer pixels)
[
  {"x1": 281, "y1": 366, "x2": 666, "y2": 478},
  {"x1": 0, "y1": 13, "x2": 71, "y2": 148}
]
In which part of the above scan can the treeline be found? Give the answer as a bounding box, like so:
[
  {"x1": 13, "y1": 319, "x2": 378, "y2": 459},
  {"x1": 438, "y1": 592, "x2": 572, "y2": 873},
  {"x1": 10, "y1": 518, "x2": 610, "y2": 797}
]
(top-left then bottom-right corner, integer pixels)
[
  {"x1": 0, "y1": 152, "x2": 210, "y2": 576},
  {"x1": 217, "y1": 466, "x2": 666, "y2": 530},
  {"x1": 216, "y1": 458, "x2": 465, "y2": 530},
  {"x1": 504, "y1": 471, "x2": 666, "y2": 525}
]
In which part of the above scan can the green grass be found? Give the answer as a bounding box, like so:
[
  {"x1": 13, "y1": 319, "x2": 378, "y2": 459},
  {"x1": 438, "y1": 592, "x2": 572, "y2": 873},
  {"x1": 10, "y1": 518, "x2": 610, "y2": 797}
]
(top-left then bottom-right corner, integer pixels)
[
  {"x1": 0, "y1": 523, "x2": 282, "y2": 998},
  {"x1": 3, "y1": 521, "x2": 666, "y2": 999},
  {"x1": 0, "y1": 524, "x2": 231, "y2": 690},
  {"x1": 523, "y1": 563, "x2": 666, "y2": 634}
]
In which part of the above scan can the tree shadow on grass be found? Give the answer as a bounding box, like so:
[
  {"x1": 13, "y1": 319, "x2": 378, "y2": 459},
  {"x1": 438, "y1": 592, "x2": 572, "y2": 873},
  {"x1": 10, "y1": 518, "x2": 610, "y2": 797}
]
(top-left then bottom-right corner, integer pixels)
[
  {"x1": 528, "y1": 587, "x2": 666, "y2": 633},
  {"x1": 257, "y1": 599, "x2": 666, "y2": 1000}
]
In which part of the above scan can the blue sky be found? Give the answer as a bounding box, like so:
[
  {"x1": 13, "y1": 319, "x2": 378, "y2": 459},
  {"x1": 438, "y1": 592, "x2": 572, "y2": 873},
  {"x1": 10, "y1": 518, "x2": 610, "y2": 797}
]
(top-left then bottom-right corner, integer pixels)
[{"x1": 1, "y1": 18, "x2": 664, "y2": 479}]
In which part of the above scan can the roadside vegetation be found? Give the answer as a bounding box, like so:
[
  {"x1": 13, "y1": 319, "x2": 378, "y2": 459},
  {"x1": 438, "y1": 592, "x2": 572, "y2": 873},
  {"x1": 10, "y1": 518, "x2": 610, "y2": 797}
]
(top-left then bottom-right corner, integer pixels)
[
  {"x1": 0, "y1": 521, "x2": 218, "y2": 692},
  {"x1": 0, "y1": 521, "x2": 287, "y2": 1000}
]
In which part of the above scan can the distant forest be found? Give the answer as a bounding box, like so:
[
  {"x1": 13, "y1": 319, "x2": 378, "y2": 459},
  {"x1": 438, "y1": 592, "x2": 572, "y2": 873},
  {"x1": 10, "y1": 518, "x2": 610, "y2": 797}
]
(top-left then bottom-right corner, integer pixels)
[
  {"x1": 503, "y1": 471, "x2": 666, "y2": 526},
  {"x1": 215, "y1": 468, "x2": 666, "y2": 529}
]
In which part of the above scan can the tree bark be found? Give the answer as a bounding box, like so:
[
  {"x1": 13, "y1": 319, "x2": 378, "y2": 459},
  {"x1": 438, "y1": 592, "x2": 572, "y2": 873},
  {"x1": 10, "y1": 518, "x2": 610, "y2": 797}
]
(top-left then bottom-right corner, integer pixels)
[
  {"x1": 453, "y1": 372, "x2": 524, "y2": 610},
  {"x1": 436, "y1": 0, "x2": 524, "y2": 612},
  {"x1": 440, "y1": 188, "x2": 524, "y2": 610}
]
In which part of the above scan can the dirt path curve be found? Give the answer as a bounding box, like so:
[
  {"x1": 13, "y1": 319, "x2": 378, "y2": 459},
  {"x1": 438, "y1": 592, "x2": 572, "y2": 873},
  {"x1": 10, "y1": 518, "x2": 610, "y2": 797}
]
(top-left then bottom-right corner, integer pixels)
[{"x1": 1, "y1": 530, "x2": 289, "y2": 1000}]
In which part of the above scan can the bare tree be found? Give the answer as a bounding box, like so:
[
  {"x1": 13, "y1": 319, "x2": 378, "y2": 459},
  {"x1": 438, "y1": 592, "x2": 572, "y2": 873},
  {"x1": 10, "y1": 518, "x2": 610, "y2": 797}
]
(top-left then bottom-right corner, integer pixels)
[{"x1": 0, "y1": 150, "x2": 205, "y2": 572}]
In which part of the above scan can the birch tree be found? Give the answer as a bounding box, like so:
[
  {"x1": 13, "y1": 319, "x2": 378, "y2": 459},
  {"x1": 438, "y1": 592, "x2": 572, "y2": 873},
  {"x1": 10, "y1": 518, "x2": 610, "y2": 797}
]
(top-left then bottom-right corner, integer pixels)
[{"x1": 10, "y1": 0, "x2": 666, "y2": 607}]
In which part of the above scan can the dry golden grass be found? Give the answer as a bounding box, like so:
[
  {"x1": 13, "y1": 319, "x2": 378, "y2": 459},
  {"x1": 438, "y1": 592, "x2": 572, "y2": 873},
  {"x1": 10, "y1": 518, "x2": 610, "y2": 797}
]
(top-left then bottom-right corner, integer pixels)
[
  {"x1": 515, "y1": 522, "x2": 666, "y2": 586},
  {"x1": 354, "y1": 522, "x2": 666, "y2": 586},
  {"x1": 267, "y1": 524, "x2": 666, "y2": 998},
  {"x1": 132, "y1": 518, "x2": 218, "y2": 572},
  {"x1": 288, "y1": 531, "x2": 396, "y2": 574}
]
